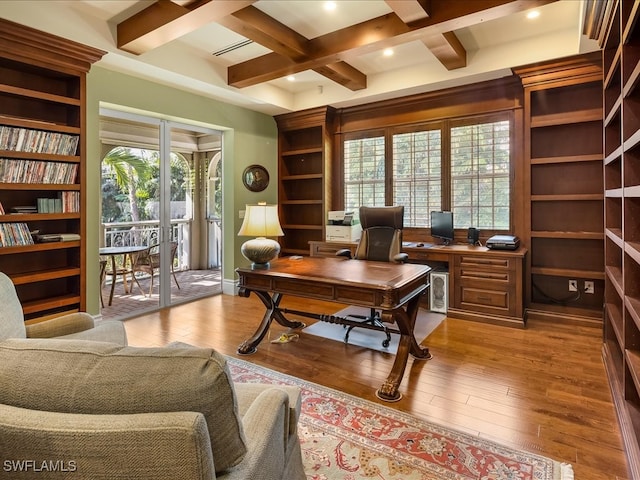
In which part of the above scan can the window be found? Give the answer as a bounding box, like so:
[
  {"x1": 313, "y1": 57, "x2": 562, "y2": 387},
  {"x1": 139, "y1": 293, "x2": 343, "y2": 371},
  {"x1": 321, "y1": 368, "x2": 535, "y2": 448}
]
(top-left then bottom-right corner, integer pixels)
[
  {"x1": 392, "y1": 129, "x2": 442, "y2": 227},
  {"x1": 450, "y1": 120, "x2": 510, "y2": 229},
  {"x1": 343, "y1": 115, "x2": 511, "y2": 231},
  {"x1": 343, "y1": 135, "x2": 385, "y2": 211}
]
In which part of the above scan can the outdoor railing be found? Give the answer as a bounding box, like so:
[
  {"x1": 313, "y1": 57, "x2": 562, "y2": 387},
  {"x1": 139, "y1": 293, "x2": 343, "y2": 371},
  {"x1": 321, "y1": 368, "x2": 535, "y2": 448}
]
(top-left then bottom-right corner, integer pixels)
[{"x1": 101, "y1": 219, "x2": 189, "y2": 269}]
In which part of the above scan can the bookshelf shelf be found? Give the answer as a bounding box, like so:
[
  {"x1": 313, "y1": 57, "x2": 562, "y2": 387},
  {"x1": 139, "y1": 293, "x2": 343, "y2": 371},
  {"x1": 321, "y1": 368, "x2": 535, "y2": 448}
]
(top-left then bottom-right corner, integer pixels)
[
  {"x1": 0, "y1": 18, "x2": 104, "y2": 319},
  {"x1": 0, "y1": 184, "x2": 80, "y2": 191},
  {"x1": 0, "y1": 240, "x2": 80, "y2": 255},
  {"x1": 0, "y1": 84, "x2": 82, "y2": 106},
  {"x1": 0, "y1": 213, "x2": 80, "y2": 222}
]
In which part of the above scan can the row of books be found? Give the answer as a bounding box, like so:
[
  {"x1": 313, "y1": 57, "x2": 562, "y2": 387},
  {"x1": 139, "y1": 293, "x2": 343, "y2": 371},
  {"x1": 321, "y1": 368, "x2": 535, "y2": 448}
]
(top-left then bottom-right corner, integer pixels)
[
  {"x1": 0, "y1": 222, "x2": 34, "y2": 247},
  {"x1": 0, "y1": 126, "x2": 79, "y2": 156},
  {"x1": 0, "y1": 158, "x2": 78, "y2": 184},
  {"x1": 0, "y1": 192, "x2": 80, "y2": 215},
  {"x1": 37, "y1": 192, "x2": 80, "y2": 213}
]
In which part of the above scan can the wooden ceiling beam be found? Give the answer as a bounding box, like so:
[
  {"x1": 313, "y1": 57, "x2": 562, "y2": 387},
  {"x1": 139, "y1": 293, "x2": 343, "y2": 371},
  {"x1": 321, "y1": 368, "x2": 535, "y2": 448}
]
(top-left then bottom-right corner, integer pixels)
[
  {"x1": 422, "y1": 32, "x2": 466, "y2": 70},
  {"x1": 385, "y1": 0, "x2": 431, "y2": 23},
  {"x1": 220, "y1": 5, "x2": 366, "y2": 91},
  {"x1": 117, "y1": 0, "x2": 255, "y2": 55},
  {"x1": 228, "y1": 0, "x2": 556, "y2": 88},
  {"x1": 315, "y1": 63, "x2": 367, "y2": 91},
  {"x1": 219, "y1": 6, "x2": 308, "y2": 60},
  {"x1": 385, "y1": 1, "x2": 466, "y2": 72}
]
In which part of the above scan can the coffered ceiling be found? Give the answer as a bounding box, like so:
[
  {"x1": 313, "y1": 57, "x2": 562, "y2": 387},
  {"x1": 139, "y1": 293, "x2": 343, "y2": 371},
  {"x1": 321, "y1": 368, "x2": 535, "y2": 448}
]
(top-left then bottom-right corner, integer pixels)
[{"x1": 0, "y1": 0, "x2": 599, "y2": 115}]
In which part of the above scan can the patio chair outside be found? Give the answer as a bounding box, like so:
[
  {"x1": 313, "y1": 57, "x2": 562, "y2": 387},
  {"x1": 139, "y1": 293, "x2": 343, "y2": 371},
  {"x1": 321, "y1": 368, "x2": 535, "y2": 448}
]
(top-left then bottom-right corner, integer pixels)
[{"x1": 131, "y1": 242, "x2": 180, "y2": 296}]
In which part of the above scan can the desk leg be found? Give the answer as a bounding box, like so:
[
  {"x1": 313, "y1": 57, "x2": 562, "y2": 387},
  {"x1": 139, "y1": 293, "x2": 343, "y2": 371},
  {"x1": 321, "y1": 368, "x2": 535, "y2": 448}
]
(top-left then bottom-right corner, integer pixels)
[
  {"x1": 376, "y1": 294, "x2": 431, "y2": 402},
  {"x1": 238, "y1": 290, "x2": 305, "y2": 355}
]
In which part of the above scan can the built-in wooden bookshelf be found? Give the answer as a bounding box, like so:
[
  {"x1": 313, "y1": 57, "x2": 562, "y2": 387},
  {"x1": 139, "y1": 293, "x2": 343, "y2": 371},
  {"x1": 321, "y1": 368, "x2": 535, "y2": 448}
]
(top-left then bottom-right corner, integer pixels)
[
  {"x1": 514, "y1": 52, "x2": 604, "y2": 325},
  {"x1": 274, "y1": 107, "x2": 336, "y2": 256},
  {"x1": 0, "y1": 18, "x2": 104, "y2": 320},
  {"x1": 592, "y1": 0, "x2": 640, "y2": 477}
]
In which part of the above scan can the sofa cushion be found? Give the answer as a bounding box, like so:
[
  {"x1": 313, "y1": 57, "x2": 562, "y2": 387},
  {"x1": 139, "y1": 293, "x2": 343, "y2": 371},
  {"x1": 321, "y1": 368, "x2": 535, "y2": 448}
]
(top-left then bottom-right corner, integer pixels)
[{"x1": 0, "y1": 338, "x2": 247, "y2": 473}]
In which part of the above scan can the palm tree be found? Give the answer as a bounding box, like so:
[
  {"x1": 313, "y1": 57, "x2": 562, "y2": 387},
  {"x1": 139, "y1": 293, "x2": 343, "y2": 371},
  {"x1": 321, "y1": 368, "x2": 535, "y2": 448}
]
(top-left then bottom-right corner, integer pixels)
[{"x1": 102, "y1": 147, "x2": 150, "y2": 223}]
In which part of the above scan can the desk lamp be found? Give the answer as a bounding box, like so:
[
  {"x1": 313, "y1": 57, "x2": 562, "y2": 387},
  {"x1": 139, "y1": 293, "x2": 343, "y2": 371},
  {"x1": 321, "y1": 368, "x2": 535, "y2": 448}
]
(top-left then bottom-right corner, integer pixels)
[{"x1": 238, "y1": 203, "x2": 284, "y2": 269}]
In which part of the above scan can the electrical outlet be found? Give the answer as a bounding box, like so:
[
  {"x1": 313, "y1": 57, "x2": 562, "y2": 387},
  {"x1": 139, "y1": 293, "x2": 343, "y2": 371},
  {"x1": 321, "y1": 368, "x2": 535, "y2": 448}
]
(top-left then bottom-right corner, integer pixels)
[
  {"x1": 585, "y1": 281, "x2": 594, "y2": 294},
  {"x1": 569, "y1": 279, "x2": 578, "y2": 292},
  {"x1": 239, "y1": 210, "x2": 245, "y2": 219}
]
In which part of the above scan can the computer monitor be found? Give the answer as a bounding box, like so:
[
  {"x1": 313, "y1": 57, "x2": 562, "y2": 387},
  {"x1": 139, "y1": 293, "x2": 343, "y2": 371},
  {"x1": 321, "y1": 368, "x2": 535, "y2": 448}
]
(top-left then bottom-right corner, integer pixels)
[{"x1": 430, "y1": 211, "x2": 454, "y2": 245}]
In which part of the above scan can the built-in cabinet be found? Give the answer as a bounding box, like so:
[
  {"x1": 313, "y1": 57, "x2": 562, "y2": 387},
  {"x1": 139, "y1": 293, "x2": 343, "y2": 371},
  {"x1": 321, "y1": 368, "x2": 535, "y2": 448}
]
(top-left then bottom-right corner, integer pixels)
[
  {"x1": 514, "y1": 53, "x2": 605, "y2": 324},
  {"x1": 599, "y1": 1, "x2": 640, "y2": 477},
  {"x1": 275, "y1": 107, "x2": 336, "y2": 255},
  {"x1": 310, "y1": 240, "x2": 526, "y2": 327},
  {"x1": 0, "y1": 19, "x2": 104, "y2": 320}
]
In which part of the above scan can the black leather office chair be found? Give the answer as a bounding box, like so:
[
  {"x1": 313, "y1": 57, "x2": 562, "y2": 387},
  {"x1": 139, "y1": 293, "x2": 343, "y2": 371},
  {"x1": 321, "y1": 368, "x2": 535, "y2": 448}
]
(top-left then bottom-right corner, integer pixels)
[{"x1": 336, "y1": 205, "x2": 408, "y2": 347}]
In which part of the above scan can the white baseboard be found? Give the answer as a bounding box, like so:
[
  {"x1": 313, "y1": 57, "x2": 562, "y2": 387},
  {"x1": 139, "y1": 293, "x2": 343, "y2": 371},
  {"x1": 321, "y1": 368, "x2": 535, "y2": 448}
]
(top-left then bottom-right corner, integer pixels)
[{"x1": 222, "y1": 278, "x2": 239, "y2": 296}]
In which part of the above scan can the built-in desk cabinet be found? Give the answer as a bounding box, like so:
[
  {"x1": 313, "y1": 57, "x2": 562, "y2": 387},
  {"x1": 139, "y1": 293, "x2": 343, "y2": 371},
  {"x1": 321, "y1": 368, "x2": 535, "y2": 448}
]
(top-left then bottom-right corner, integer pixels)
[
  {"x1": 310, "y1": 241, "x2": 526, "y2": 327},
  {"x1": 451, "y1": 252, "x2": 523, "y2": 327}
]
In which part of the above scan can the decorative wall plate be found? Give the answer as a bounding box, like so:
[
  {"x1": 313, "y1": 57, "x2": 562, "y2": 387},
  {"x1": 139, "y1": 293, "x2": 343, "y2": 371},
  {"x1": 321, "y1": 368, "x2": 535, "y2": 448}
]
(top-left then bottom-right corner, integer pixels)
[{"x1": 242, "y1": 164, "x2": 269, "y2": 192}]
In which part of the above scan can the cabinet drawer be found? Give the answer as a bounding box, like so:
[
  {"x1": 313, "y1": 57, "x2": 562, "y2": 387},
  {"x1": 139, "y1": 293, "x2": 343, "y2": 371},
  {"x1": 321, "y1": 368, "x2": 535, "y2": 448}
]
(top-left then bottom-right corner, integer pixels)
[
  {"x1": 458, "y1": 268, "x2": 511, "y2": 283},
  {"x1": 407, "y1": 250, "x2": 450, "y2": 262},
  {"x1": 309, "y1": 241, "x2": 356, "y2": 258},
  {"x1": 458, "y1": 286, "x2": 512, "y2": 314},
  {"x1": 457, "y1": 255, "x2": 513, "y2": 271}
]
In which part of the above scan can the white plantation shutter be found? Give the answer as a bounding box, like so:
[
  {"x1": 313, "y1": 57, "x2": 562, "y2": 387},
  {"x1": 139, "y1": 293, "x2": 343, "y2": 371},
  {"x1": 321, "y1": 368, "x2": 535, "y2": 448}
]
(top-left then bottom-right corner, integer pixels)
[
  {"x1": 342, "y1": 115, "x2": 511, "y2": 231},
  {"x1": 344, "y1": 136, "x2": 385, "y2": 211},
  {"x1": 450, "y1": 120, "x2": 510, "y2": 229},
  {"x1": 392, "y1": 129, "x2": 442, "y2": 227}
]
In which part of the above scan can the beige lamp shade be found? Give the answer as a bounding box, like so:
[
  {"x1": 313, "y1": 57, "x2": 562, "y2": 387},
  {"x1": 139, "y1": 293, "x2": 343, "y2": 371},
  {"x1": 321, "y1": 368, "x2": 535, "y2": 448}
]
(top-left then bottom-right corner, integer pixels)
[
  {"x1": 238, "y1": 203, "x2": 283, "y2": 269},
  {"x1": 238, "y1": 204, "x2": 284, "y2": 237}
]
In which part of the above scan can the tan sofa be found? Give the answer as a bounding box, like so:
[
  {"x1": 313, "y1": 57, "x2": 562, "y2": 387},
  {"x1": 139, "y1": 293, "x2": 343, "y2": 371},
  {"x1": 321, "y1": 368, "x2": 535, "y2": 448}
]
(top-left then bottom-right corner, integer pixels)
[{"x1": 0, "y1": 339, "x2": 306, "y2": 480}]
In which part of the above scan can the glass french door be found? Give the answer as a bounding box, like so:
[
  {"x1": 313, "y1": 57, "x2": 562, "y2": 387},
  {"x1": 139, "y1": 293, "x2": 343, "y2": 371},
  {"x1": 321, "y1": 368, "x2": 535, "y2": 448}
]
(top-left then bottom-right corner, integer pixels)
[{"x1": 100, "y1": 108, "x2": 222, "y2": 317}]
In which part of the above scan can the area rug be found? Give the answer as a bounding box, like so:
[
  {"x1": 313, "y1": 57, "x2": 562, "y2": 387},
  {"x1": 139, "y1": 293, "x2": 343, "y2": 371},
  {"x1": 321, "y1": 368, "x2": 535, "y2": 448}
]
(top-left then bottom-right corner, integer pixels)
[
  {"x1": 302, "y1": 306, "x2": 445, "y2": 353},
  {"x1": 228, "y1": 356, "x2": 574, "y2": 480}
]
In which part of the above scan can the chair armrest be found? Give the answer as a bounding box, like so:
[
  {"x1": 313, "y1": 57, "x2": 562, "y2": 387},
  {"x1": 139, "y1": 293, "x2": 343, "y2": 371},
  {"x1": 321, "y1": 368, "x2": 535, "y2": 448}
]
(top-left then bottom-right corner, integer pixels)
[
  {"x1": 234, "y1": 383, "x2": 301, "y2": 437},
  {"x1": 222, "y1": 388, "x2": 293, "y2": 480},
  {"x1": 25, "y1": 312, "x2": 95, "y2": 338},
  {"x1": 393, "y1": 253, "x2": 409, "y2": 263},
  {"x1": 335, "y1": 249, "x2": 353, "y2": 259}
]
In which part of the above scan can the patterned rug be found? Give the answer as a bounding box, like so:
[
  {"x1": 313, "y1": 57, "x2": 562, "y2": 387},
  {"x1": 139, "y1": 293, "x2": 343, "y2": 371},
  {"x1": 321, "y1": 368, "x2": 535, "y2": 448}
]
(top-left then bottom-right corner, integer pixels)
[{"x1": 228, "y1": 356, "x2": 574, "y2": 480}]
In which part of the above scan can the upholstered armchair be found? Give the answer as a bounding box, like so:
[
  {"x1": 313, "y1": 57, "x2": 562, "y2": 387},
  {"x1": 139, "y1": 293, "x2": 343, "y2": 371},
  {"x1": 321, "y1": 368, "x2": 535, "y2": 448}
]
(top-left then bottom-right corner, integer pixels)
[
  {"x1": 0, "y1": 271, "x2": 127, "y2": 344},
  {"x1": 0, "y1": 339, "x2": 306, "y2": 480}
]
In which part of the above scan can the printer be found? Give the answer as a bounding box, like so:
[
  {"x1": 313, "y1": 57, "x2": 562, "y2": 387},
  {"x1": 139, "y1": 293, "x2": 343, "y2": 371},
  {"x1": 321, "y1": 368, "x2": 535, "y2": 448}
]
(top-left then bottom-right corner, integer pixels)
[
  {"x1": 326, "y1": 211, "x2": 362, "y2": 242},
  {"x1": 486, "y1": 234, "x2": 520, "y2": 250}
]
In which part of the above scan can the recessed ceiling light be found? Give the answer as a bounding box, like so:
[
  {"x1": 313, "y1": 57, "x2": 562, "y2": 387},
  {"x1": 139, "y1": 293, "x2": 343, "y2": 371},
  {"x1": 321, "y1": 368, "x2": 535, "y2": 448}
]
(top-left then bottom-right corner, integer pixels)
[
  {"x1": 526, "y1": 10, "x2": 540, "y2": 19},
  {"x1": 287, "y1": 75, "x2": 296, "y2": 82},
  {"x1": 324, "y1": 1, "x2": 336, "y2": 11},
  {"x1": 383, "y1": 48, "x2": 394, "y2": 57}
]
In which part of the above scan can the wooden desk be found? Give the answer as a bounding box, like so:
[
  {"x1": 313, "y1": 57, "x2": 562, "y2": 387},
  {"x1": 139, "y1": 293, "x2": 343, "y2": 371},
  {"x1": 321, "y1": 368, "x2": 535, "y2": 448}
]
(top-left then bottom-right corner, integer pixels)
[
  {"x1": 236, "y1": 256, "x2": 432, "y2": 401},
  {"x1": 310, "y1": 241, "x2": 527, "y2": 327}
]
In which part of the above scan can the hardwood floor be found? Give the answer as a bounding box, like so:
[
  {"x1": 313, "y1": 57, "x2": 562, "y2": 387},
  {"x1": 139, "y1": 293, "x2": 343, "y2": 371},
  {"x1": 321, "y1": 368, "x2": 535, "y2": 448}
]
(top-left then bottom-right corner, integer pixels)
[{"x1": 122, "y1": 293, "x2": 628, "y2": 480}]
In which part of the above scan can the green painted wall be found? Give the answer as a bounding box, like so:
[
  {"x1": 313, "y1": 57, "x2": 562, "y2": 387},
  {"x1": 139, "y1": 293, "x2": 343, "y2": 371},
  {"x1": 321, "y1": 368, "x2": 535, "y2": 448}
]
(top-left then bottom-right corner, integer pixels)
[{"x1": 86, "y1": 66, "x2": 278, "y2": 315}]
